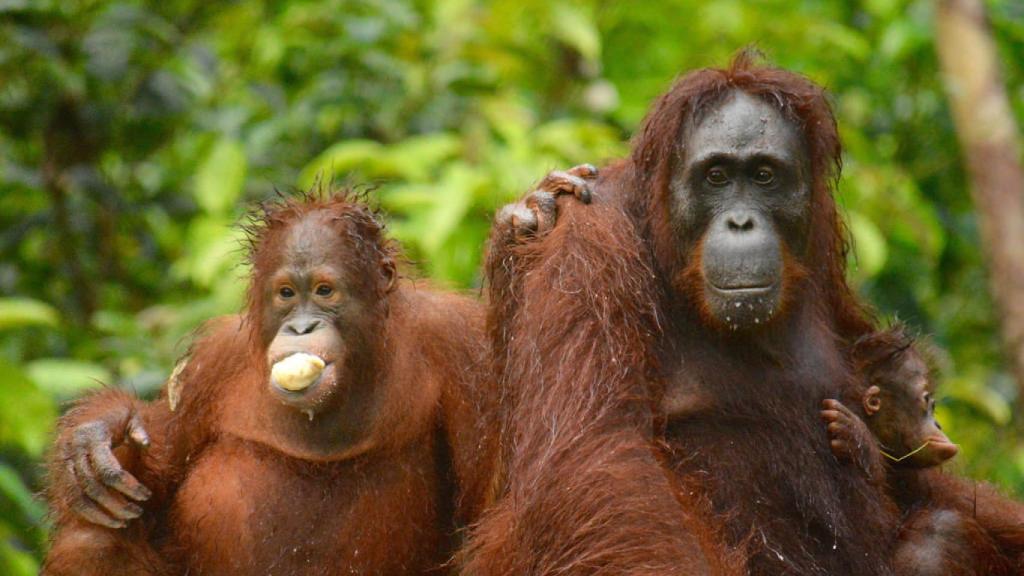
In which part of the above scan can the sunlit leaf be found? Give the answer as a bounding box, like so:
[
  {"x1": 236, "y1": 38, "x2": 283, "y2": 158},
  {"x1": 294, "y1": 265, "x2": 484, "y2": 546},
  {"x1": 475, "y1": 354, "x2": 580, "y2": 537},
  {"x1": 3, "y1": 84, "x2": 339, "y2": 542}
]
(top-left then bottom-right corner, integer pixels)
[
  {"x1": 550, "y1": 3, "x2": 600, "y2": 63},
  {"x1": 421, "y1": 164, "x2": 484, "y2": 256},
  {"x1": 809, "y1": 22, "x2": 870, "y2": 60},
  {"x1": 194, "y1": 138, "x2": 248, "y2": 215},
  {"x1": 847, "y1": 211, "x2": 888, "y2": 279},
  {"x1": 946, "y1": 371, "x2": 1013, "y2": 426},
  {"x1": 0, "y1": 298, "x2": 59, "y2": 330},
  {"x1": 0, "y1": 359, "x2": 56, "y2": 458},
  {"x1": 384, "y1": 134, "x2": 463, "y2": 182},
  {"x1": 172, "y1": 216, "x2": 245, "y2": 289},
  {"x1": 534, "y1": 118, "x2": 625, "y2": 163},
  {"x1": 24, "y1": 359, "x2": 112, "y2": 398},
  {"x1": 381, "y1": 183, "x2": 439, "y2": 212},
  {"x1": 299, "y1": 140, "x2": 385, "y2": 189}
]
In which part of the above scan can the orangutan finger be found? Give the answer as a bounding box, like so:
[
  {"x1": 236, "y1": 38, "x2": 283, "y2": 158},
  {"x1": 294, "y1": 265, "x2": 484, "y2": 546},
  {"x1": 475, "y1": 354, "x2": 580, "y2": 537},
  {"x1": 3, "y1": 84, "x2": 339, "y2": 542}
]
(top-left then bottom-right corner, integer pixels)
[
  {"x1": 820, "y1": 409, "x2": 841, "y2": 423},
  {"x1": 126, "y1": 415, "x2": 150, "y2": 449},
  {"x1": 526, "y1": 191, "x2": 558, "y2": 234},
  {"x1": 90, "y1": 443, "x2": 151, "y2": 502},
  {"x1": 538, "y1": 172, "x2": 591, "y2": 203},
  {"x1": 567, "y1": 163, "x2": 599, "y2": 180},
  {"x1": 820, "y1": 398, "x2": 843, "y2": 411},
  {"x1": 72, "y1": 497, "x2": 126, "y2": 529},
  {"x1": 75, "y1": 452, "x2": 143, "y2": 521}
]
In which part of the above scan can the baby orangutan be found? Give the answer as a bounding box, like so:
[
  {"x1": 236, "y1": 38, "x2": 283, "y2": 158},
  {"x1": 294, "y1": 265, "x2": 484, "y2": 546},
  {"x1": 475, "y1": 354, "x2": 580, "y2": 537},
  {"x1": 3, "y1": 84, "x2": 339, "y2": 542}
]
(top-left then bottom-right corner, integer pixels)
[
  {"x1": 822, "y1": 326, "x2": 1019, "y2": 576},
  {"x1": 822, "y1": 326, "x2": 957, "y2": 474}
]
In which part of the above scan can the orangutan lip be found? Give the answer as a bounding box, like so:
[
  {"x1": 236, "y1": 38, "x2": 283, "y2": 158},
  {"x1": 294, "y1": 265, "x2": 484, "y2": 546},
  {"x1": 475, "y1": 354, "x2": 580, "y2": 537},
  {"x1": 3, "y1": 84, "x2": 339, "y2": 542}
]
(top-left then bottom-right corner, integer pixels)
[
  {"x1": 707, "y1": 282, "x2": 775, "y2": 294},
  {"x1": 930, "y1": 439, "x2": 958, "y2": 451},
  {"x1": 268, "y1": 352, "x2": 332, "y2": 366}
]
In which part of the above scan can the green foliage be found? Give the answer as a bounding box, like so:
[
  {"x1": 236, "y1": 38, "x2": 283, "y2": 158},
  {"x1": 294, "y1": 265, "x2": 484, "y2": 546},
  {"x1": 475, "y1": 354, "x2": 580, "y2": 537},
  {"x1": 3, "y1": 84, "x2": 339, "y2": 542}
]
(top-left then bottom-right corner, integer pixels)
[
  {"x1": 0, "y1": 299, "x2": 59, "y2": 330},
  {"x1": 0, "y1": 0, "x2": 1022, "y2": 566}
]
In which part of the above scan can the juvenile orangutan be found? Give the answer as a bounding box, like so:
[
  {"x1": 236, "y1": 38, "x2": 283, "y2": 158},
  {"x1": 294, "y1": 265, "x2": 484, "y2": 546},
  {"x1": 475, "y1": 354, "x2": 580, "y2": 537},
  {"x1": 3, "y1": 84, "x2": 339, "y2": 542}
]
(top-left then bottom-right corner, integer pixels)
[
  {"x1": 822, "y1": 325, "x2": 1022, "y2": 575},
  {"x1": 42, "y1": 171, "x2": 601, "y2": 575},
  {"x1": 42, "y1": 191, "x2": 498, "y2": 575}
]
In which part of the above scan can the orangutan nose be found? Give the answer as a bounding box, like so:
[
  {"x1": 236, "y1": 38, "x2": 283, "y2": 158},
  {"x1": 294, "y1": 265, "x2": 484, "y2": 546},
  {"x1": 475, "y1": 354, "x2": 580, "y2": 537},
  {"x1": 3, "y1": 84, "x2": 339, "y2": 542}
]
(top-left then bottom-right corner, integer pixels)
[
  {"x1": 284, "y1": 318, "x2": 321, "y2": 336},
  {"x1": 726, "y1": 210, "x2": 756, "y2": 232}
]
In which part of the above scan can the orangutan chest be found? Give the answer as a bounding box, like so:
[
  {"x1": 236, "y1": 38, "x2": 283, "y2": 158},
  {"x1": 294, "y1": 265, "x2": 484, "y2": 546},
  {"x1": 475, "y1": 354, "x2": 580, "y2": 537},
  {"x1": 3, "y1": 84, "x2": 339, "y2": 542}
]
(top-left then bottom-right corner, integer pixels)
[
  {"x1": 169, "y1": 439, "x2": 448, "y2": 575},
  {"x1": 663, "y1": 389, "x2": 895, "y2": 576}
]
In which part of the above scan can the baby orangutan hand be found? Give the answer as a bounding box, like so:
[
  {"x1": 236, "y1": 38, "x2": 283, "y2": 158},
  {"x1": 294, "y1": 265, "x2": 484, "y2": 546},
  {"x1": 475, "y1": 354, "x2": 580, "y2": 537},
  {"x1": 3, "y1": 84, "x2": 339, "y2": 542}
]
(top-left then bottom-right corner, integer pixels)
[{"x1": 821, "y1": 398, "x2": 878, "y2": 478}]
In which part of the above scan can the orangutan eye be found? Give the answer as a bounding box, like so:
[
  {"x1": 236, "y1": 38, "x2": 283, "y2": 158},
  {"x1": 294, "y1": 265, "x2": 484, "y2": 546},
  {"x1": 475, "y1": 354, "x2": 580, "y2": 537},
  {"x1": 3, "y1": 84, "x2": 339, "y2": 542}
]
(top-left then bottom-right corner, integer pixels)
[
  {"x1": 315, "y1": 284, "x2": 333, "y2": 297},
  {"x1": 754, "y1": 167, "x2": 775, "y2": 185},
  {"x1": 706, "y1": 167, "x2": 729, "y2": 186},
  {"x1": 279, "y1": 286, "x2": 295, "y2": 299}
]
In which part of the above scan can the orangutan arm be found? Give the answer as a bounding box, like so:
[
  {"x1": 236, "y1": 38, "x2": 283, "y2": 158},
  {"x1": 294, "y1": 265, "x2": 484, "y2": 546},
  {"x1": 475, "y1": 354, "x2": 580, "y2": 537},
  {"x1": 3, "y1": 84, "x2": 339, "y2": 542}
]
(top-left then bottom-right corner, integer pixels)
[{"x1": 460, "y1": 197, "x2": 739, "y2": 575}]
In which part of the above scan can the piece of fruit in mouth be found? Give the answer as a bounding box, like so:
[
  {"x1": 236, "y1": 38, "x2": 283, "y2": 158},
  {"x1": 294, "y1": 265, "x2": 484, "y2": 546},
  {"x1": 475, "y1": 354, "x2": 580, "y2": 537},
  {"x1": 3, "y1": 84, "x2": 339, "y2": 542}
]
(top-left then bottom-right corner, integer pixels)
[{"x1": 271, "y1": 353, "x2": 326, "y2": 391}]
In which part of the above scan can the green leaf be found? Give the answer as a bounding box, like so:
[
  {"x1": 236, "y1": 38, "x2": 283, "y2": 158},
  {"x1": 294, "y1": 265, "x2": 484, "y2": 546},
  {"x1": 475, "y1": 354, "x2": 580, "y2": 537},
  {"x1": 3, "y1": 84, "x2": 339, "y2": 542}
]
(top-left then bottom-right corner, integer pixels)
[
  {"x1": 172, "y1": 215, "x2": 245, "y2": 289},
  {"x1": 299, "y1": 140, "x2": 385, "y2": 190},
  {"x1": 383, "y1": 134, "x2": 463, "y2": 182},
  {"x1": 0, "y1": 298, "x2": 59, "y2": 330},
  {"x1": 534, "y1": 118, "x2": 625, "y2": 163},
  {"x1": 0, "y1": 359, "x2": 56, "y2": 458},
  {"x1": 809, "y1": 22, "x2": 870, "y2": 61},
  {"x1": 380, "y1": 183, "x2": 439, "y2": 213},
  {"x1": 550, "y1": 3, "x2": 600, "y2": 63},
  {"x1": 946, "y1": 371, "x2": 1013, "y2": 426},
  {"x1": 421, "y1": 164, "x2": 484, "y2": 255},
  {"x1": 847, "y1": 211, "x2": 888, "y2": 279},
  {"x1": 0, "y1": 530, "x2": 39, "y2": 576},
  {"x1": 969, "y1": 387, "x2": 1012, "y2": 426},
  {"x1": 194, "y1": 138, "x2": 248, "y2": 215},
  {"x1": 0, "y1": 463, "x2": 44, "y2": 524},
  {"x1": 24, "y1": 359, "x2": 112, "y2": 398}
]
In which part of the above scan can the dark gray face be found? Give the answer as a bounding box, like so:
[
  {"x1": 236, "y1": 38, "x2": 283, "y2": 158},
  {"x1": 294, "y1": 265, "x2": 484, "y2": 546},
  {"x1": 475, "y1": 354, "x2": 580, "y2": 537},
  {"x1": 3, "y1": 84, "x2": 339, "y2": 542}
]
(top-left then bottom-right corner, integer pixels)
[{"x1": 670, "y1": 91, "x2": 812, "y2": 331}]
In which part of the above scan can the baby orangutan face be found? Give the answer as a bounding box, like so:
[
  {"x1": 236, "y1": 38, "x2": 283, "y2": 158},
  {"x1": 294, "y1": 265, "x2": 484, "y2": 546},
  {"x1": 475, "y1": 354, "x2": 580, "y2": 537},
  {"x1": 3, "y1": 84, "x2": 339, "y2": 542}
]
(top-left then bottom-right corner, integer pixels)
[{"x1": 862, "y1": 349, "x2": 958, "y2": 467}]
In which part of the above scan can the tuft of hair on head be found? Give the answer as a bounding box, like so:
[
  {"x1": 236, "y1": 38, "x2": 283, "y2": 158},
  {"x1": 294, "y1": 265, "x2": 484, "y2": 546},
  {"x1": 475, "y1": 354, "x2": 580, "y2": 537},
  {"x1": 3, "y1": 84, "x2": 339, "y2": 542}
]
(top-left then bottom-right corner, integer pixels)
[
  {"x1": 851, "y1": 323, "x2": 918, "y2": 383},
  {"x1": 239, "y1": 184, "x2": 398, "y2": 273}
]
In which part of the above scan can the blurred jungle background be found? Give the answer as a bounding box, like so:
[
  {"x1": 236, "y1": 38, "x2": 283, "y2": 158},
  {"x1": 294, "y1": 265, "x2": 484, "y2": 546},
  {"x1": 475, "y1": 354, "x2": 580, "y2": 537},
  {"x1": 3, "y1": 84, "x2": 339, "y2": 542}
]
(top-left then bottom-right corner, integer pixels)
[{"x1": 2, "y1": 0, "x2": 1024, "y2": 571}]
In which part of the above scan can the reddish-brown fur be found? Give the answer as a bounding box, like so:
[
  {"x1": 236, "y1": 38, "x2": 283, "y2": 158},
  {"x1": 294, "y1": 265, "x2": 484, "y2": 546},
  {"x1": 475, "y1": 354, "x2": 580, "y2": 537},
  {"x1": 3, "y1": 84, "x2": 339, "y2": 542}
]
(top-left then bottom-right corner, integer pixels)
[
  {"x1": 463, "y1": 53, "x2": 928, "y2": 575},
  {"x1": 884, "y1": 469, "x2": 1024, "y2": 575},
  {"x1": 835, "y1": 329, "x2": 1024, "y2": 575},
  {"x1": 460, "y1": 197, "x2": 744, "y2": 575},
  {"x1": 43, "y1": 192, "x2": 497, "y2": 575}
]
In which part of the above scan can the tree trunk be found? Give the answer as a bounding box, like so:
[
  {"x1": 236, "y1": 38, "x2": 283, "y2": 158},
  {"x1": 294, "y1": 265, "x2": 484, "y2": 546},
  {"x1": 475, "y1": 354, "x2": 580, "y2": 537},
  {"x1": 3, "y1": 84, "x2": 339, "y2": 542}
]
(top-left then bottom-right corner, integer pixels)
[{"x1": 935, "y1": 0, "x2": 1024, "y2": 399}]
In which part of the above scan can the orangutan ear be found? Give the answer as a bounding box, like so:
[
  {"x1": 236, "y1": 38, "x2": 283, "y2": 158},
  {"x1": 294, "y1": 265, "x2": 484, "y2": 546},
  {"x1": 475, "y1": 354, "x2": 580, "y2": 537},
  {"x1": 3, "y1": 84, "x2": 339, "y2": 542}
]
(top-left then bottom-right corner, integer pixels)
[
  {"x1": 862, "y1": 385, "x2": 882, "y2": 417},
  {"x1": 381, "y1": 257, "x2": 397, "y2": 294}
]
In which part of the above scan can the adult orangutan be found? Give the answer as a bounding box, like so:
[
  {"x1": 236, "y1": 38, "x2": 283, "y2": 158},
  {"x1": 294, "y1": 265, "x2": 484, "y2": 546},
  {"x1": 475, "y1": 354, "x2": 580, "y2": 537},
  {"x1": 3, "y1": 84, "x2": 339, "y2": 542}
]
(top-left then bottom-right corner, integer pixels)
[
  {"x1": 460, "y1": 53, "x2": 1024, "y2": 575},
  {"x1": 42, "y1": 191, "x2": 498, "y2": 575}
]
